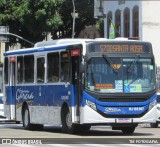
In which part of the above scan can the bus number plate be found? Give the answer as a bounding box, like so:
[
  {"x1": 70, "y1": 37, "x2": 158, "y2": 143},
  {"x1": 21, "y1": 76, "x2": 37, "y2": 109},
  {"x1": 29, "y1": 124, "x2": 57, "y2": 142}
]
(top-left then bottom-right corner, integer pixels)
[{"x1": 117, "y1": 118, "x2": 132, "y2": 123}]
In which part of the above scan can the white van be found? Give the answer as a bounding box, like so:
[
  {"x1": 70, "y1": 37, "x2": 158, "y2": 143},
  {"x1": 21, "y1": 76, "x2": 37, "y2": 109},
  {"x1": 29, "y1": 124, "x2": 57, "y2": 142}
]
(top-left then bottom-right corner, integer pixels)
[{"x1": 150, "y1": 93, "x2": 160, "y2": 128}]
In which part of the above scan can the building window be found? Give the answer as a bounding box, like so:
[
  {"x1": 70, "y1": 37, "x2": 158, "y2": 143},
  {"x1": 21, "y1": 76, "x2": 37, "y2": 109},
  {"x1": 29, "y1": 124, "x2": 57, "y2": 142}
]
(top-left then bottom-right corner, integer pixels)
[
  {"x1": 133, "y1": 6, "x2": 139, "y2": 38},
  {"x1": 107, "y1": 11, "x2": 112, "y2": 38},
  {"x1": 115, "y1": 10, "x2": 121, "y2": 37},
  {"x1": 124, "y1": 8, "x2": 130, "y2": 37}
]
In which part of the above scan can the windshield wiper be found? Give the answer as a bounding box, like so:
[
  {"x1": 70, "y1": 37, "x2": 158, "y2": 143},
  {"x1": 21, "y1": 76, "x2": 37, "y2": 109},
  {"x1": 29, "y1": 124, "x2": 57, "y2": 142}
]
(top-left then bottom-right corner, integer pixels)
[
  {"x1": 127, "y1": 54, "x2": 140, "y2": 73},
  {"x1": 102, "y1": 54, "x2": 118, "y2": 73}
]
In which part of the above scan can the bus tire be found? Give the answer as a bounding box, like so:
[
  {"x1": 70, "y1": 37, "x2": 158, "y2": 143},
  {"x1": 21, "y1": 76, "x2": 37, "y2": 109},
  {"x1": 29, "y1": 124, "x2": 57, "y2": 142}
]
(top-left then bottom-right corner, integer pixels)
[
  {"x1": 33, "y1": 124, "x2": 44, "y2": 130},
  {"x1": 22, "y1": 105, "x2": 33, "y2": 130},
  {"x1": 79, "y1": 124, "x2": 91, "y2": 131},
  {"x1": 150, "y1": 122, "x2": 158, "y2": 128},
  {"x1": 121, "y1": 126, "x2": 135, "y2": 135},
  {"x1": 61, "y1": 106, "x2": 77, "y2": 134}
]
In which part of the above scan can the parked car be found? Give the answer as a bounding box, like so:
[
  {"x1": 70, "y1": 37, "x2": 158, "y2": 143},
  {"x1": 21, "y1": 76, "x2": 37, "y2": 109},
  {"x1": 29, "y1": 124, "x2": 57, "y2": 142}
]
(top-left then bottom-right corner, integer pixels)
[
  {"x1": 150, "y1": 93, "x2": 160, "y2": 128},
  {"x1": 0, "y1": 93, "x2": 5, "y2": 118}
]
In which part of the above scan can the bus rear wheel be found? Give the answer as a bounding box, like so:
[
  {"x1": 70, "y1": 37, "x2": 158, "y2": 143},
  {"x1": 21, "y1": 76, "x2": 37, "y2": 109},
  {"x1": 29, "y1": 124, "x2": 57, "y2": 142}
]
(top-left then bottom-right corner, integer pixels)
[
  {"x1": 121, "y1": 126, "x2": 135, "y2": 135},
  {"x1": 23, "y1": 105, "x2": 33, "y2": 130}
]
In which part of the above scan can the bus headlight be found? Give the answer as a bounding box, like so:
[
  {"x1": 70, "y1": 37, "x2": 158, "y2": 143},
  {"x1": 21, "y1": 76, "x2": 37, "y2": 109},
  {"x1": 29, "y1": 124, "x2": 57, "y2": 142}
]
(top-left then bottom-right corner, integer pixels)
[
  {"x1": 86, "y1": 100, "x2": 97, "y2": 111},
  {"x1": 149, "y1": 99, "x2": 156, "y2": 111}
]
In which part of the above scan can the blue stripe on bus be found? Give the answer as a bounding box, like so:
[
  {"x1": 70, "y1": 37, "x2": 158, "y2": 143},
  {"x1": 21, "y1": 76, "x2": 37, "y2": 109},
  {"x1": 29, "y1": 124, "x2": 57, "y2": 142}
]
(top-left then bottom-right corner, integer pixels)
[
  {"x1": 83, "y1": 91, "x2": 156, "y2": 116},
  {"x1": 83, "y1": 91, "x2": 156, "y2": 107},
  {"x1": 4, "y1": 45, "x2": 67, "y2": 56}
]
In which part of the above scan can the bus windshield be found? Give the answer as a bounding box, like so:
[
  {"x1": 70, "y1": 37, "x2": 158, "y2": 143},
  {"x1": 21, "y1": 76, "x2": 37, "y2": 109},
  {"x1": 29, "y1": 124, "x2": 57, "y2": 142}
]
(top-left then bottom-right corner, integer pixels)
[{"x1": 85, "y1": 57, "x2": 155, "y2": 93}]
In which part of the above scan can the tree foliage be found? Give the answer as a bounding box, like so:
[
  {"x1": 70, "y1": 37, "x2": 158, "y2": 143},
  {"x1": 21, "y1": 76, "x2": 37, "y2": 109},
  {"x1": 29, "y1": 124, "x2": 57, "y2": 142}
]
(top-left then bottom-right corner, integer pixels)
[
  {"x1": 0, "y1": 0, "x2": 96, "y2": 47},
  {"x1": 52, "y1": 0, "x2": 96, "y2": 39},
  {"x1": 0, "y1": 0, "x2": 64, "y2": 47},
  {"x1": 96, "y1": 18, "x2": 104, "y2": 37}
]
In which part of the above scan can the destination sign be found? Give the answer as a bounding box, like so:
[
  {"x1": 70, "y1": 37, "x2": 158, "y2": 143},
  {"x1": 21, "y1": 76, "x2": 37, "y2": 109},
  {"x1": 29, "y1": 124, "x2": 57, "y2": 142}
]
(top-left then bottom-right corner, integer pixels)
[{"x1": 88, "y1": 43, "x2": 151, "y2": 53}]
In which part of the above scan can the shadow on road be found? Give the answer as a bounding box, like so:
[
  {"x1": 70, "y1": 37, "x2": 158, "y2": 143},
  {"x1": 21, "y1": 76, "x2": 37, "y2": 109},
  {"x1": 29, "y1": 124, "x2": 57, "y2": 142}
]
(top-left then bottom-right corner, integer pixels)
[{"x1": 0, "y1": 122, "x2": 154, "y2": 137}]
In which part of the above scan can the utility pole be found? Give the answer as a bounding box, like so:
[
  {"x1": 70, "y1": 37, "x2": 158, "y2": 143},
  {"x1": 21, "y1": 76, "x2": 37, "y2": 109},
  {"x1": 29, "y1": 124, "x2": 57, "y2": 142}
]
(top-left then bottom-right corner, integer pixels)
[
  {"x1": 72, "y1": 0, "x2": 75, "y2": 38},
  {"x1": 71, "y1": 0, "x2": 78, "y2": 38}
]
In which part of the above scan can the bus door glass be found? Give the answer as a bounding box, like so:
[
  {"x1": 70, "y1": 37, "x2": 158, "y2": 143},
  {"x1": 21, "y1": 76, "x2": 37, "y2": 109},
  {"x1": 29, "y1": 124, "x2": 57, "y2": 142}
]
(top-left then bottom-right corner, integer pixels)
[
  {"x1": 36, "y1": 56, "x2": 46, "y2": 105},
  {"x1": 70, "y1": 49, "x2": 81, "y2": 117}
]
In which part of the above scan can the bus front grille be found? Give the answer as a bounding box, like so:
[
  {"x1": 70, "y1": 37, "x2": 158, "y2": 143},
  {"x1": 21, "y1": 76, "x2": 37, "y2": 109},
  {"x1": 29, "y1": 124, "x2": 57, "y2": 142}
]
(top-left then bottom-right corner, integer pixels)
[{"x1": 98, "y1": 97, "x2": 148, "y2": 102}]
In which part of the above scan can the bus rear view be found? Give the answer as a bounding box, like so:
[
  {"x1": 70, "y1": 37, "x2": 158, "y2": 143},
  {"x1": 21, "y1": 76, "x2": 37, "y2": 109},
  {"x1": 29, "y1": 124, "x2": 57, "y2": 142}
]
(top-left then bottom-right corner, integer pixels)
[{"x1": 81, "y1": 40, "x2": 156, "y2": 134}]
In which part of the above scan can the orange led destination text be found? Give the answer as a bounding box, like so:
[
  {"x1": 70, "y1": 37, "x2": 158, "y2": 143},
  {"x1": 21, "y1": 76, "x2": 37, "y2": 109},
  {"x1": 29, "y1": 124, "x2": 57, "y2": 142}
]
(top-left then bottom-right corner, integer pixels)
[{"x1": 100, "y1": 45, "x2": 143, "y2": 53}]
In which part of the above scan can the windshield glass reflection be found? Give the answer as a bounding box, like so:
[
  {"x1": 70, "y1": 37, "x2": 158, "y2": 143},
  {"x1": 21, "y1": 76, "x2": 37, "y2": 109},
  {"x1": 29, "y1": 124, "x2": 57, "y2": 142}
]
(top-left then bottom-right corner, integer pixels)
[{"x1": 85, "y1": 57, "x2": 155, "y2": 93}]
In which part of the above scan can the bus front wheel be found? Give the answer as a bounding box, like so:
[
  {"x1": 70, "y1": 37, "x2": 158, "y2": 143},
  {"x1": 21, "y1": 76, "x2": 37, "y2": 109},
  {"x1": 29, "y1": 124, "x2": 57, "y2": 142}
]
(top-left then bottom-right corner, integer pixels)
[
  {"x1": 150, "y1": 122, "x2": 158, "y2": 128},
  {"x1": 121, "y1": 126, "x2": 135, "y2": 135},
  {"x1": 22, "y1": 105, "x2": 33, "y2": 130}
]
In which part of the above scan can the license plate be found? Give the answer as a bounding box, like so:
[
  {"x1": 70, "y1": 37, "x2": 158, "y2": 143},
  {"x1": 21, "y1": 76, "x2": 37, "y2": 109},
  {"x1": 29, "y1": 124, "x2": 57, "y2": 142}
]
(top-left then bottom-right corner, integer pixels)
[{"x1": 117, "y1": 118, "x2": 132, "y2": 123}]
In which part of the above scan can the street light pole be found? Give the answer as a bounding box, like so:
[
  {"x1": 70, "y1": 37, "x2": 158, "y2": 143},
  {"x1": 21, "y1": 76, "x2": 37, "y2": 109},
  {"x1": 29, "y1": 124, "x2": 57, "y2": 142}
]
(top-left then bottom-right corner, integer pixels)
[
  {"x1": 0, "y1": 33, "x2": 34, "y2": 46},
  {"x1": 72, "y1": 0, "x2": 76, "y2": 38}
]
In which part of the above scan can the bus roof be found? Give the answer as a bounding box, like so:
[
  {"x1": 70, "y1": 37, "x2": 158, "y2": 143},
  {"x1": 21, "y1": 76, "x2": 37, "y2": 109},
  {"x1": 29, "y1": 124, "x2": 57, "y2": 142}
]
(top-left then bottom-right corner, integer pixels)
[
  {"x1": 4, "y1": 38, "x2": 151, "y2": 56},
  {"x1": 34, "y1": 38, "x2": 93, "y2": 47}
]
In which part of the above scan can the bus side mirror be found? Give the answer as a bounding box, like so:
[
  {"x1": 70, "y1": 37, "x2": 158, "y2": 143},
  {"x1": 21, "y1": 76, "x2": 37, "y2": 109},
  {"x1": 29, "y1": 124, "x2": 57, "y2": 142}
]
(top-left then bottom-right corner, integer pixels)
[{"x1": 80, "y1": 62, "x2": 86, "y2": 73}]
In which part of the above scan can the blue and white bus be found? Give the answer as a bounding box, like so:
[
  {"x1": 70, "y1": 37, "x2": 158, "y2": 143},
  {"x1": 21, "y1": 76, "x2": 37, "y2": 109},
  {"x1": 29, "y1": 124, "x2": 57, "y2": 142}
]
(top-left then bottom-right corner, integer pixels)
[{"x1": 3, "y1": 38, "x2": 157, "y2": 134}]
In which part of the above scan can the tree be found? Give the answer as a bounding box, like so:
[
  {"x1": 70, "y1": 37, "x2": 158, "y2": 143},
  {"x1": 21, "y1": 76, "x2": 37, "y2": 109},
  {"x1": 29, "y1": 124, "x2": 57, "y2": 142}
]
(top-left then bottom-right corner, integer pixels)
[
  {"x1": 0, "y1": 0, "x2": 64, "y2": 47},
  {"x1": 52, "y1": 0, "x2": 96, "y2": 39},
  {"x1": 0, "y1": 0, "x2": 96, "y2": 47},
  {"x1": 96, "y1": 18, "x2": 104, "y2": 37}
]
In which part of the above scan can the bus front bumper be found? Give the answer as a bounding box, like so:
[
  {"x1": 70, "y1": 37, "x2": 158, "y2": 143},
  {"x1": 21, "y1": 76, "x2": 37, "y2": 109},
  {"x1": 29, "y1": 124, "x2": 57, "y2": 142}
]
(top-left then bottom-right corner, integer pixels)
[{"x1": 80, "y1": 105, "x2": 157, "y2": 125}]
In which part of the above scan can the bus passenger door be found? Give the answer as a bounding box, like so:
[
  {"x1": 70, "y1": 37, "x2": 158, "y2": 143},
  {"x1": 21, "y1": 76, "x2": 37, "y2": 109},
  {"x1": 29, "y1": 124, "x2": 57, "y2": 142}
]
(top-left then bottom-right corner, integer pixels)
[
  {"x1": 70, "y1": 49, "x2": 81, "y2": 123},
  {"x1": 8, "y1": 56, "x2": 16, "y2": 120},
  {"x1": 35, "y1": 56, "x2": 46, "y2": 123}
]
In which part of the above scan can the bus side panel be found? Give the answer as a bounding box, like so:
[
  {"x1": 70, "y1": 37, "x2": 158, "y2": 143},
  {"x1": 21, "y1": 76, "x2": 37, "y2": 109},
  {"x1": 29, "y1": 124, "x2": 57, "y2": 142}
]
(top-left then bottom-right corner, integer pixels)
[
  {"x1": 15, "y1": 84, "x2": 72, "y2": 126},
  {"x1": 4, "y1": 86, "x2": 15, "y2": 120},
  {"x1": 44, "y1": 84, "x2": 72, "y2": 125}
]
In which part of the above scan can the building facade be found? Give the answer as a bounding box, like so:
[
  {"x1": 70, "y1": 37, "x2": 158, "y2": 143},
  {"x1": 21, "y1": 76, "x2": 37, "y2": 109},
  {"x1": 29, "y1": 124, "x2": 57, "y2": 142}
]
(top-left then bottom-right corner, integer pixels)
[{"x1": 102, "y1": 0, "x2": 160, "y2": 88}]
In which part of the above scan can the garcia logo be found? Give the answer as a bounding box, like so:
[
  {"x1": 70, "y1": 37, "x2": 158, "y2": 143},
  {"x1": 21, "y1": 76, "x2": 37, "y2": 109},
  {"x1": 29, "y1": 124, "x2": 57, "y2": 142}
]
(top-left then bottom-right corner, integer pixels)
[{"x1": 105, "y1": 107, "x2": 121, "y2": 113}]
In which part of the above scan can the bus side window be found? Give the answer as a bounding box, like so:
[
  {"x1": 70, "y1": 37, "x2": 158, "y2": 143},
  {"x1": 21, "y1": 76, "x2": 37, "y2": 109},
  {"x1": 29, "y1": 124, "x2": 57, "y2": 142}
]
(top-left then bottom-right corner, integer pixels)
[
  {"x1": 60, "y1": 51, "x2": 69, "y2": 82},
  {"x1": 24, "y1": 55, "x2": 34, "y2": 83},
  {"x1": 47, "y1": 52, "x2": 59, "y2": 82},
  {"x1": 37, "y1": 57, "x2": 45, "y2": 83}
]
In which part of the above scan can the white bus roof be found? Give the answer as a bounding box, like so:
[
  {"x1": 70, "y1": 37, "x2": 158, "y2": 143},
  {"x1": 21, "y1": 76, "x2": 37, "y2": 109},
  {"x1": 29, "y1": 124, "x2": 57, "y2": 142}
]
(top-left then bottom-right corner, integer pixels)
[{"x1": 34, "y1": 38, "x2": 93, "y2": 47}]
